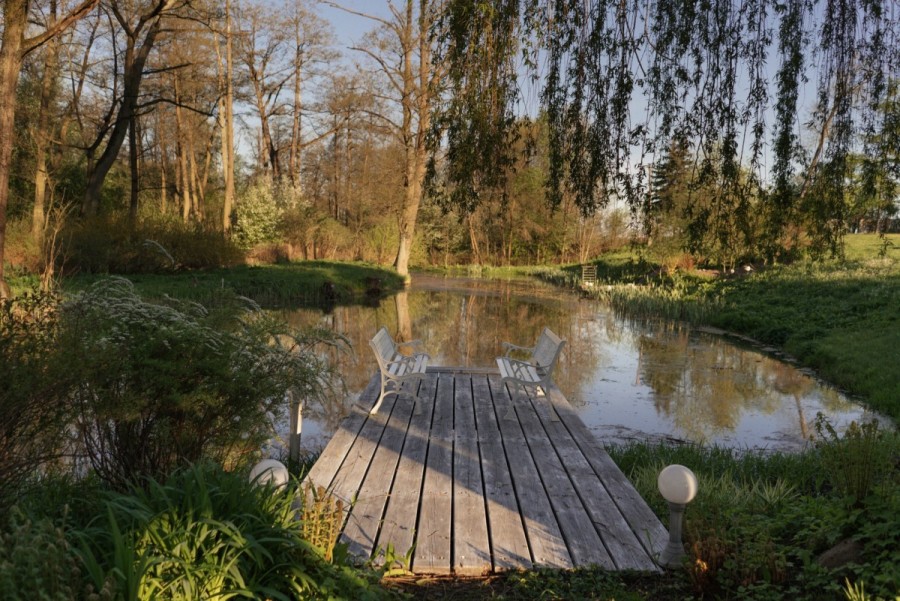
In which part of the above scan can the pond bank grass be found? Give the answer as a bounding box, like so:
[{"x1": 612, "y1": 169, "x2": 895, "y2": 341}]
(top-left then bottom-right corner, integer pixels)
[
  {"x1": 61, "y1": 260, "x2": 405, "y2": 307},
  {"x1": 531, "y1": 234, "x2": 900, "y2": 422}
]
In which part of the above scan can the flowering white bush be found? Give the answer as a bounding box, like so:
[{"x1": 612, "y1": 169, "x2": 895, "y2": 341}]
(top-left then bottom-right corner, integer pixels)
[{"x1": 233, "y1": 178, "x2": 283, "y2": 249}]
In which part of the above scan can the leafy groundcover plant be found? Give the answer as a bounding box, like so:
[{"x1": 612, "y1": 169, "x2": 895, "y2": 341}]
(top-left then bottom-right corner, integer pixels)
[
  {"x1": 2, "y1": 465, "x2": 393, "y2": 601},
  {"x1": 74, "y1": 464, "x2": 389, "y2": 601},
  {"x1": 612, "y1": 425, "x2": 899, "y2": 601}
]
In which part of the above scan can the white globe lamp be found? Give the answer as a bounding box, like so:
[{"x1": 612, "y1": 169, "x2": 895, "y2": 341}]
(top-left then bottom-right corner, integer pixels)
[
  {"x1": 657, "y1": 464, "x2": 698, "y2": 567},
  {"x1": 249, "y1": 459, "x2": 289, "y2": 489}
]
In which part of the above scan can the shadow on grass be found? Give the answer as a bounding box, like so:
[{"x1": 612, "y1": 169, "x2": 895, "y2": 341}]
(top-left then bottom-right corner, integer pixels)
[{"x1": 62, "y1": 261, "x2": 406, "y2": 309}]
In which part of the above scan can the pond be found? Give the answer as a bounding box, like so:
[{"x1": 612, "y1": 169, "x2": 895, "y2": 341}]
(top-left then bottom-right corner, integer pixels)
[{"x1": 280, "y1": 274, "x2": 886, "y2": 453}]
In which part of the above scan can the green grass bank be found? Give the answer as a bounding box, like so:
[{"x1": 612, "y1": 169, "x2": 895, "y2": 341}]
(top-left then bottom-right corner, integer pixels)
[
  {"x1": 542, "y1": 233, "x2": 900, "y2": 422},
  {"x1": 11, "y1": 260, "x2": 405, "y2": 307}
]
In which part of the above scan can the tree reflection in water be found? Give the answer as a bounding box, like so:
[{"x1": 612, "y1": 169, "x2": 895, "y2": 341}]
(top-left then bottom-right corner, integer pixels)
[{"x1": 278, "y1": 275, "x2": 886, "y2": 453}]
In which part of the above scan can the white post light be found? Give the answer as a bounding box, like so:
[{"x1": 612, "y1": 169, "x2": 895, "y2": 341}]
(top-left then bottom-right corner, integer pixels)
[
  {"x1": 657, "y1": 464, "x2": 698, "y2": 568},
  {"x1": 289, "y1": 396, "x2": 303, "y2": 464},
  {"x1": 249, "y1": 459, "x2": 289, "y2": 489}
]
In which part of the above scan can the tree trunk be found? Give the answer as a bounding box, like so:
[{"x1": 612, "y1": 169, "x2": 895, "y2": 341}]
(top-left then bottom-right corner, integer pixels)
[
  {"x1": 216, "y1": 0, "x2": 235, "y2": 232},
  {"x1": 128, "y1": 113, "x2": 140, "y2": 224},
  {"x1": 0, "y1": 0, "x2": 96, "y2": 296},
  {"x1": 160, "y1": 145, "x2": 168, "y2": 214},
  {"x1": 289, "y1": 15, "x2": 304, "y2": 192},
  {"x1": 173, "y1": 76, "x2": 192, "y2": 221},
  {"x1": 253, "y1": 84, "x2": 277, "y2": 178},
  {"x1": 0, "y1": 0, "x2": 28, "y2": 298},
  {"x1": 188, "y1": 124, "x2": 201, "y2": 220},
  {"x1": 467, "y1": 214, "x2": 483, "y2": 265},
  {"x1": 83, "y1": 5, "x2": 166, "y2": 215},
  {"x1": 392, "y1": 0, "x2": 432, "y2": 280},
  {"x1": 32, "y1": 2, "x2": 61, "y2": 241},
  {"x1": 157, "y1": 108, "x2": 168, "y2": 214}
]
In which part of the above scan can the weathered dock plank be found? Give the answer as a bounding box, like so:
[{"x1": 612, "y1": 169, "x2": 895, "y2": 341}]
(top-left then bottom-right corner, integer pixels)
[
  {"x1": 514, "y1": 386, "x2": 615, "y2": 569},
  {"x1": 489, "y1": 377, "x2": 573, "y2": 569},
  {"x1": 413, "y1": 373, "x2": 455, "y2": 574},
  {"x1": 340, "y1": 380, "x2": 417, "y2": 559},
  {"x1": 302, "y1": 369, "x2": 666, "y2": 575},
  {"x1": 546, "y1": 386, "x2": 668, "y2": 564},
  {"x1": 452, "y1": 375, "x2": 491, "y2": 575},
  {"x1": 374, "y1": 375, "x2": 438, "y2": 567},
  {"x1": 303, "y1": 376, "x2": 380, "y2": 493},
  {"x1": 472, "y1": 374, "x2": 532, "y2": 571}
]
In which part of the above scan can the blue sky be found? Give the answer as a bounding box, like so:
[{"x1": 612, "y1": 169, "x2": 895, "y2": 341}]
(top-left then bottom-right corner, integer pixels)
[{"x1": 317, "y1": 1, "x2": 393, "y2": 49}]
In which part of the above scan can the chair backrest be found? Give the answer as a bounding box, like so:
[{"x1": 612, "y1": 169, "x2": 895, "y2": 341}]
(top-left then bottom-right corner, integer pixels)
[
  {"x1": 370, "y1": 327, "x2": 397, "y2": 365},
  {"x1": 532, "y1": 327, "x2": 566, "y2": 371}
]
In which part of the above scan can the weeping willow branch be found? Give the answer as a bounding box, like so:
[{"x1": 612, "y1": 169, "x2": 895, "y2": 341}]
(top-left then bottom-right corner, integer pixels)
[{"x1": 433, "y1": 0, "x2": 899, "y2": 263}]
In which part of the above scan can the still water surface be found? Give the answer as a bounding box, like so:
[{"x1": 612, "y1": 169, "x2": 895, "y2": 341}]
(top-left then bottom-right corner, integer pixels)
[{"x1": 282, "y1": 275, "x2": 884, "y2": 453}]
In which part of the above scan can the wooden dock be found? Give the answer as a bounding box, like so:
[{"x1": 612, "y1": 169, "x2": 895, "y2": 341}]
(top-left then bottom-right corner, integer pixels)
[{"x1": 303, "y1": 368, "x2": 667, "y2": 575}]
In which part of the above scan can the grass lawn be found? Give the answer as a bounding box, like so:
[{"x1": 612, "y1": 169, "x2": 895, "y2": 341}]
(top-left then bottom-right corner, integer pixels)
[{"x1": 10, "y1": 260, "x2": 406, "y2": 307}]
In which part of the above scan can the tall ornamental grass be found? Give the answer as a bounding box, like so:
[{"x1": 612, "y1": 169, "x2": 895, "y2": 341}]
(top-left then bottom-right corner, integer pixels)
[{"x1": 58, "y1": 277, "x2": 344, "y2": 489}]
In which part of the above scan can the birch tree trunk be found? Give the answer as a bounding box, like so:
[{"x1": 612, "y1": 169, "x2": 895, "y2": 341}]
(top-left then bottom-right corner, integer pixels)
[{"x1": 217, "y1": 0, "x2": 235, "y2": 232}]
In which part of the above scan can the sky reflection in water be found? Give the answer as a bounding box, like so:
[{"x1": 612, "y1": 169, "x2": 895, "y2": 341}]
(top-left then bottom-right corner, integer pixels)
[{"x1": 281, "y1": 275, "x2": 885, "y2": 453}]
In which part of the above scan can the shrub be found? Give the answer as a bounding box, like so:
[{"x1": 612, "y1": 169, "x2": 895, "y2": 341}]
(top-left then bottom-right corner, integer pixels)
[
  {"x1": 0, "y1": 292, "x2": 70, "y2": 508},
  {"x1": 613, "y1": 441, "x2": 900, "y2": 600},
  {"x1": 815, "y1": 415, "x2": 895, "y2": 507},
  {"x1": 233, "y1": 178, "x2": 289, "y2": 250},
  {"x1": 0, "y1": 507, "x2": 83, "y2": 601},
  {"x1": 2, "y1": 218, "x2": 42, "y2": 274},
  {"x1": 61, "y1": 215, "x2": 243, "y2": 274},
  {"x1": 75, "y1": 464, "x2": 389, "y2": 600},
  {"x1": 59, "y1": 278, "x2": 343, "y2": 488}
]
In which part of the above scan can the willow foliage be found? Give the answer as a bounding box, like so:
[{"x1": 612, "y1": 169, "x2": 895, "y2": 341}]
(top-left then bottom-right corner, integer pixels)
[{"x1": 433, "y1": 0, "x2": 899, "y2": 263}]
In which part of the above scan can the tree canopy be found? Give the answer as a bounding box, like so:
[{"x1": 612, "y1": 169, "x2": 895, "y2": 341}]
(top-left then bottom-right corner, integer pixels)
[{"x1": 432, "y1": 0, "x2": 900, "y2": 262}]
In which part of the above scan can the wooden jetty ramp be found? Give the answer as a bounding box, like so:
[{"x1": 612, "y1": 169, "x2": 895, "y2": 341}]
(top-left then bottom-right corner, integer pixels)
[{"x1": 303, "y1": 367, "x2": 667, "y2": 575}]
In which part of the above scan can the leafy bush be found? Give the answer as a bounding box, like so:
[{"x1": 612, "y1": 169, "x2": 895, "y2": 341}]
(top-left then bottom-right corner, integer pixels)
[
  {"x1": 233, "y1": 178, "x2": 294, "y2": 250},
  {"x1": 0, "y1": 507, "x2": 83, "y2": 600},
  {"x1": 0, "y1": 292, "x2": 70, "y2": 507},
  {"x1": 75, "y1": 464, "x2": 390, "y2": 600},
  {"x1": 612, "y1": 441, "x2": 900, "y2": 600},
  {"x1": 59, "y1": 278, "x2": 342, "y2": 488},
  {"x1": 280, "y1": 204, "x2": 357, "y2": 261},
  {"x1": 815, "y1": 415, "x2": 895, "y2": 506},
  {"x1": 62, "y1": 215, "x2": 243, "y2": 274}
]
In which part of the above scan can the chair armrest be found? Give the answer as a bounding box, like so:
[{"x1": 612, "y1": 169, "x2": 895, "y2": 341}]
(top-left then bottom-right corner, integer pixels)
[
  {"x1": 502, "y1": 342, "x2": 535, "y2": 357},
  {"x1": 502, "y1": 357, "x2": 534, "y2": 369}
]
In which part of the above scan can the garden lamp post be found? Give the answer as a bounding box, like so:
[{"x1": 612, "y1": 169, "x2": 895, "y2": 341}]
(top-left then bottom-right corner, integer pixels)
[
  {"x1": 657, "y1": 464, "x2": 698, "y2": 568},
  {"x1": 249, "y1": 459, "x2": 289, "y2": 489}
]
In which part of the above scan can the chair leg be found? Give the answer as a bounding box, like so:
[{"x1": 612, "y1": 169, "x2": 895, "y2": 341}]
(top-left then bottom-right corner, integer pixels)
[
  {"x1": 370, "y1": 378, "x2": 389, "y2": 414},
  {"x1": 504, "y1": 382, "x2": 521, "y2": 421}
]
